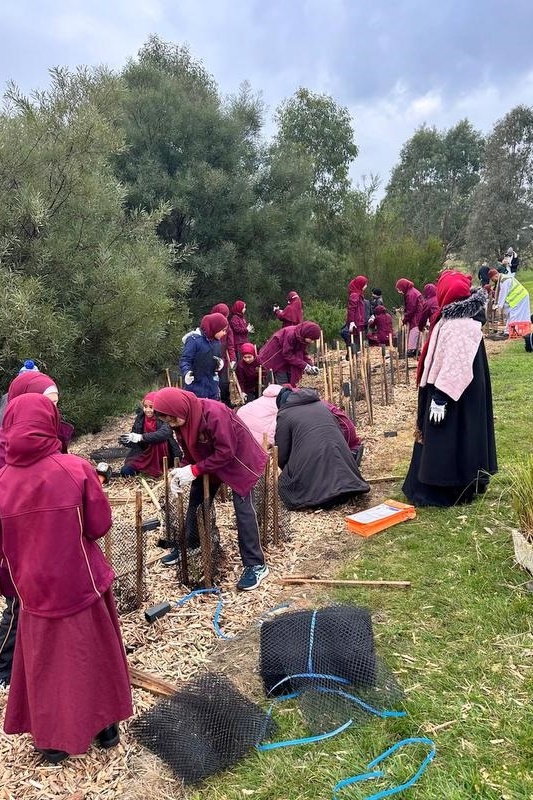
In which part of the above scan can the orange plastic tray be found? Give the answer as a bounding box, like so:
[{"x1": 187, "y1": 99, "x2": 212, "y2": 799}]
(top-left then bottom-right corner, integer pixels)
[{"x1": 345, "y1": 499, "x2": 416, "y2": 537}]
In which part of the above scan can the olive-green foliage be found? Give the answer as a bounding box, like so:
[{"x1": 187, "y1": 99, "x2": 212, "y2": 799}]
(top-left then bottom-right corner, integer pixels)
[
  {"x1": 371, "y1": 236, "x2": 445, "y2": 309},
  {"x1": 304, "y1": 299, "x2": 346, "y2": 344},
  {"x1": 0, "y1": 67, "x2": 190, "y2": 430}
]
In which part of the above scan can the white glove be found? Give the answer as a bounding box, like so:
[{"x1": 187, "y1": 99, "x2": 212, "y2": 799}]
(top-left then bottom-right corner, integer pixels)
[
  {"x1": 304, "y1": 364, "x2": 319, "y2": 375},
  {"x1": 368, "y1": 315, "x2": 375, "y2": 325},
  {"x1": 349, "y1": 322, "x2": 356, "y2": 332},
  {"x1": 273, "y1": 305, "x2": 280, "y2": 312},
  {"x1": 169, "y1": 465, "x2": 195, "y2": 494},
  {"x1": 429, "y1": 399, "x2": 447, "y2": 424},
  {"x1": 229, "y1": 360, "x2": 236, "y2": 370},
  {"x1": 214, "y1": 356, "x2": 224, "y2": 371},
  {"x1": 120, "y1": 432, "x2": 142, "y2": 444},
  {"x1": 184, "y1": 371, "x2": 195, "y2": 385},
  {"x1": 247, "y1": 323, "x2": 254, "y2": 333}
]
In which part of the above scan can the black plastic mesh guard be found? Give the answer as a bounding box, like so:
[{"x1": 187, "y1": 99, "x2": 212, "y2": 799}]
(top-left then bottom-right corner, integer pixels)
[
  {"x1": 259, "y1": 605, "x2": 404, "y2": 734},
  {"x1": 252, "y1": 471, "x2": 292, "y2": 544},
  {"x1": 99, "y1": 519, "x2": 146, "y2": 614},
  {"x1": 131, "y1": 672, "x2": 277, "y2": 784}
]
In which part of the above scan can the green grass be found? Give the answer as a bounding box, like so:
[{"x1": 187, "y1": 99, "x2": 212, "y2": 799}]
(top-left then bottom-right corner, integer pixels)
[{"x1": 186, "y1": 311, "x2": 533, "y2": 800}]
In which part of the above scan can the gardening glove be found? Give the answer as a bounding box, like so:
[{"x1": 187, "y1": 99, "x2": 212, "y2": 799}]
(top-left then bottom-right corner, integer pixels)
[
  {"x1": 349, "y1": 321, "x2": 356, "y2": 333},
  {"x1": 169, "y1": 465, "x2": 195, "y2": 494},
  {"x1": 119, "y1": 432, "x2": 143, "y2": 445},
  {"x1": 273, "y1": 305, "x2": 280, "y2": 312},
  {"x1": 95, "y1": 462, "x2": 113, "y2": 485},
  {"x1": 214, "y1": 356, "x2": 225, "y2": 371},
  {"x1": 429, "y1": 398, "x2": 447, "y2": 424},
  {"x1": 247, "y1": 323, "x2": 254, "y2": 333},
  {"x1": 229, "y1": 360, "x2": 236, "y2": 370},
  {"x1": 304, "y1": 364, "x2": 319, "y2": 376},
  {"x1": 184, "y1": 370, "x2": 195, "y2": 385},
  {"x1": 368, "y1": 315, "x2": 375, "y2": 325}
]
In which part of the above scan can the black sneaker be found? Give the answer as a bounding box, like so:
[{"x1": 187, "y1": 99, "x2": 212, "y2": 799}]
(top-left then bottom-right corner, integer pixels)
[
  {"x1": 161, "y1": 548, "x2": 180, "y2": 566},
  {"x1": 237, "y1": 564, "x2": 269, "y2": 591},
  {"x1": 97, "y1": 723, "x2": 120, "y2": 749},
  {"x1": 353, "y1": 445, "x2": 365, "y2": 469},
  {"x1": 38, "y1": 749, "x2": 69, "y2": 764}
]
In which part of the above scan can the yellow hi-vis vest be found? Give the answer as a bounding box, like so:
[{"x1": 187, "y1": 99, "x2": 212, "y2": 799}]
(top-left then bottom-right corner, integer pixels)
[{"x1": 506, "y1": 279, "x2": 528, "y2": 308}]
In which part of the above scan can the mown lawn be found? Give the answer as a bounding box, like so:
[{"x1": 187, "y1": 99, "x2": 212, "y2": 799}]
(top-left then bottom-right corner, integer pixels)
[{"x1": 188, "y1": 294, "x2": 533, "y2": 800}]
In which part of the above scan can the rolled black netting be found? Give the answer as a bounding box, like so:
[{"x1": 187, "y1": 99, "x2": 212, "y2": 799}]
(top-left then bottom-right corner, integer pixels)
[
  {"x1": 100, "y1": 512, "x2": 146, "y2": 614},
  {"x1": 259, "y1": 605, "x2": 405, "y2": 737},
  {"x1": 90, "y1": 445, "x2": 130, "y2": 462},
  {"x1": 130, "y1": 672, "x2": 276, "y2": 785}
]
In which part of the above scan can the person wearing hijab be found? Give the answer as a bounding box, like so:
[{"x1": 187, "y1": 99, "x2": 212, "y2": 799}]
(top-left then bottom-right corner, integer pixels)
[
  {"x1": 0, "y1": 394, "x2": 132, "y2": 762},
  {"x1": 273, "y1": 291, "x2": 304, "y2": 327},
  {"x1": 0, "y1": 371, "x2": 74, "y2": 689},
  {"x1": 118, "y1": 392, "x2": 181, "y2": 477},
  {"x1": 236, "y1": 343, "x2": 261, "y2": 401},
  {"x1": 152, "y1": 388, "x2": 269, "y2": 591},
  {"x1": 258, "y1": 321, "x2": 321, "y2": 386},
  {"x1": 210, "y1": 303, "x2": 237, "y2": 406},
  {"x1": 396, "y1": 278, "x2": 424, "y2": 355},
  {"x1": 418, "y1": 284, "x2": 439, "y2": 331},
  {"x1": 180, "y1": 312, "x2": 228, "y2": 400},
  {"x1": 367, "y1": 305, "x2": 394, "y2": 346},
  {"x1": 345, "y1": 276, "x2": 368, "y2": 336},
  {"x1": 489, "y1": 269, "x2": 531, "y2": 334},
  {"x1": 274, "y1": 387, "x2": 370, "y2": 510},
  {"x1": 402, "y1": 271, "x2": 497, "y2": 507},
  {"x1": 229, "y1": 300, "x2": 254, "y2": 351}
]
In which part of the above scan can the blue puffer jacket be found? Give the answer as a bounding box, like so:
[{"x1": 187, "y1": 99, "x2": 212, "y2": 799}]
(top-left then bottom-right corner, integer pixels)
[{"x1": 180, "y1": 329, "x2": 222, "y2": 400}]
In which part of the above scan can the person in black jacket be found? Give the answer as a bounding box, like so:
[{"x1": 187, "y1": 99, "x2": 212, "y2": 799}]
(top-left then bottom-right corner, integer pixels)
[{"x1": 119, "y1": 392, "x2": 181, "y2": 477}]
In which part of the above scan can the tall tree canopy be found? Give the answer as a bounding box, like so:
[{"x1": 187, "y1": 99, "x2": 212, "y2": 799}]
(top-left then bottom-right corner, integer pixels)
[
  {"x1": 465, "y1": 105, "x2": 533, "y2": 260},
  {"x1": 383, "y1": 120, "x2": 485, "y2": 254}
]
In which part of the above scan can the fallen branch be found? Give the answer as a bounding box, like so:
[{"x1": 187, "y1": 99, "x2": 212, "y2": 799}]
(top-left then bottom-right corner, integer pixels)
[
  {"x1": 280, "y1": 576, "x2": 411, "y2": 589},
  {"x1": 366, "y1": 475, "x2": 404, "y2": 484},
  {"x1": 129, "y1": 665, "x2": 178, "y2": 697}
]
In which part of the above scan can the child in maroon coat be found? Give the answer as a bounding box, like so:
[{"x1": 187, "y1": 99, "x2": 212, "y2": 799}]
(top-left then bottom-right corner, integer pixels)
[
  {"x1": 236, "y1": 343, "x2": 261, "y2": 402},
  {"x1": 418, "y1": 283, "x2": 439, "y2": 331},
  {"x1": 273, "y1": 291, "x2": 303, "y2": 327},
  {"x1": 0, "y1": 394, "x2": 132, "y2": 762},
  {"x1": 152, "y1": 388, "x2": 268, "y2": 591},
  {"x1": 211, "y1": 303, "x2": 237, "y2": 406},
  {"x1": 396, "y1": 278, "x2": 423, "y2": 355},
  {"x1": 367, "y1": 305, "x2": 394, "y2": 346},
  {"x1": 346, "y1": 276, "x2": 368, "y2": 335},
  {"x1": 229, "y1": 300, "x2": 253, "y2": 351},
  {"x1": 258, "y1": 321, "x2": 321, "y2": 386}
]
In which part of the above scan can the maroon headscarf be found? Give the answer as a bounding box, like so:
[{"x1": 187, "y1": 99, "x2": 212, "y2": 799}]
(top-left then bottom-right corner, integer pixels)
[
  {"x1": 348, "y1": 276, "x2": 368, "y2": 294},
  {"x1": 374, "y1": 305, "x2": 387, "y2": 316},
  {"x1": 416, "y1": 271, "x2": 472, "y2": 384},
  {"x1": 231, "y1": 300, "x2": 246, "y2": 315},
  {"x1": 8, "y1": 371, "x2": 57, "y2": 401},
  {"x1": 240, "y1": 343, "x2": 257, "y2": 357},
  {"x1": 200, "y1": 313, "x2": 228, "y2": 340},
  {"x1": 151, "y1": 388, "x2": 204, "y2": 463},
  {"x1": 295, "y1": 321, "x2": 321, "y2": 342},
  {"x1": 279, "y1": 292, "x2": 303, "y2": 324},
  {"x1": 211, "y1": 303, "x2": 230, "y2": 317},
  {"x1": 287, "y1": 291, "x2": 299, "y2": 302},
  {"x1": 3, "y1": 394, "x2": 62, "y2": 467},
  {"x1": 423, "y1": 283, "x2": 437, "y2": 299},
  {"x1": 396, "y1": 278, "x2": 414, "y2": 294}
]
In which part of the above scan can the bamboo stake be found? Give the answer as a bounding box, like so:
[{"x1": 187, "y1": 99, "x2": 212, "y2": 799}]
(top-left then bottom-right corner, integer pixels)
[
  {"x1": 336, "y1": 341, "x2": 343, "y2": 406},
  {"x1": 388, "y1": 333, "x2": 396, "y2": 387},
  {"x1": 359, "y1": 349, "x2": 373, "y2": 425},
  {"x1": 381, "y1": 345, "x2": 389, "y2": 404},
  {"x1": 176, "y1": 490, "x2": 188, "y2": 586},
  {"x1": 140, "y1": 477, "x2": 163, "y2": 521},
  {"x1": 272, "y1": 445, "x2": 280, "y2": 546},
  {"x1": 346, "y1": 339, "x2": 357, "y2": 422},
  {"x1": 199, "y1": 474, "x2": 213, "y2": 588},
  {"x1": 135, "y1": 489, "x2": 144, "y2": 607},
  {"x1": 366, "y1": 474, "x2": 404, "y2": 484},
  {"x1": 365, "y1": 345, "x2": 373, "y2": 421},
  {"x1": 165, "y1": 368, "x2": 172, "y2": 388},
  {"x1": 231, "y1": 368, "x2": 245, "y2": 405},
  {"x1": 280, "y1": 577, "x2": 411, "y2": 589},
  {"x1": 262, "y1": 432, "x2": 269, "y2": 452},
  {"x1": 261, "y1": 454, "x2": 270, "y2": 548}
]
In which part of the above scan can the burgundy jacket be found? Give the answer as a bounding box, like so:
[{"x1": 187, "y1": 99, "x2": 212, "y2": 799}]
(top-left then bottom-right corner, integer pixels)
[
  {"x1": 346, "y1": 291, "x2": 366, "y2": 330},
  {"x1": 275, "y1": 294, "x2": 303, "y2": 327},
  {"x1": 229, "y1": 313, "x2": 249, "y2": 349},
  {"x1": 182, "y1": 400, "x2": 267, "y2": 496},
  {"x1": 368, "y1": 306, "x2": 394, "y2": 345},
  {"x1": 323, "y1": 401, "x2": 361, "y2": 449},
  {"x1": 418, "y1": 285, "x2": 439, "y2": 331},
  {"x1": 236, "y1": 359, "x2": 260, "y2": 395},
  {"x1": 258, "y1": 325, "x2": 314, "y2": 385},
  {"x1": 401, "y1": 283, "x2": 423, "y2": 328},
  {"x1": 0, "y1": 395, "x2": 114, "y2": 617}
]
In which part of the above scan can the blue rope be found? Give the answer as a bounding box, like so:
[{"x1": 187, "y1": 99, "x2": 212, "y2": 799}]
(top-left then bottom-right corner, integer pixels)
[
  {"x1": 307, "y1": 610, "x2": 318, "y2": 672},
  {"x1": 172, "y1": 588, "x2": 233, "y2": 640},
  {"x1": 312, "y1": 685, "x2": 406, "y2": 719},
  {"x1": 332, "y1": 737, "x2": 437, "y2": 800}
]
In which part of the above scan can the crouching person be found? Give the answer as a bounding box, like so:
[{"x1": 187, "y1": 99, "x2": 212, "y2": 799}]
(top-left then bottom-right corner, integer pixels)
[
  {"x1": 0, "y1": 395, "x2": 132, "y2": 763},
  {"x1": 152, "y1": 388, "x2": 269, "y2": 591}
]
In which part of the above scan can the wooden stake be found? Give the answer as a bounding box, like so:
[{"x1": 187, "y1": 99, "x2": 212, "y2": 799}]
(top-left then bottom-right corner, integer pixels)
[
  {"x1": 261, "y1": 455, "x2": 270, "y2": 548},
  {"x1": 262, "y1": 431, "x2": 269, "y2": 452},
  {"x1": 231, "y1": 368, "x2": 245, "y2": 405},
  {"x1": 198, "y1": 474, "x2": 213, "y2": 588},
  {"x1": 176, "y1": 490, "x2": 188, "y2": 586},
  {"x1": 272, "y1": 445, "x2": 280, "y2": 546},
  {"x1": 165, "y1": 368, "x2": 172, "y2": 388},
  {"x1": 280, "y1": 577, "x2": 411, "y2": 589},
  {"x1": 135, "y1": 490, "x2": 144, "y2": 607},
  {"x1": 129, "y1": 665, "x2": 177, "y2": 697},
  {"x1": 140, "y1": 477, "x2": 163, "y2": 521}
]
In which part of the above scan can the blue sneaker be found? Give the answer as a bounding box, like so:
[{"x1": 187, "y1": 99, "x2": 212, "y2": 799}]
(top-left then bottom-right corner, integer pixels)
[
  {"x1": 237, "y1": 564, "x2": 269, "y2": 591},
  {"x1": 161, "y1": 548, "x2": 180, "y2": 567}
]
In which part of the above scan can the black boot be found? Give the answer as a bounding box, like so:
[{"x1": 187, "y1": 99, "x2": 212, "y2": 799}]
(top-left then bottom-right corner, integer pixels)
[
  {"x1": 97, "y1": 723, "x2": 120, "y2": 749},
  {"x1": 38, "y1": 748, "x2": 69, "y2": 764}
]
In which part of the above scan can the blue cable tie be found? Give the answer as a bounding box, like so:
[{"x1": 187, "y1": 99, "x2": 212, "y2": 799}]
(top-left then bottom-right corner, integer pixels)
[{"x1": 172, "y1": 588, "x2": 233, "y2": 640}]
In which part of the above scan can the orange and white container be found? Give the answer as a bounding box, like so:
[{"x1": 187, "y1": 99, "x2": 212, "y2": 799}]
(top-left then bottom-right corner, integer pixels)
[{"x1": 345, "y1": 499, "x2": 416, "y2": 537}]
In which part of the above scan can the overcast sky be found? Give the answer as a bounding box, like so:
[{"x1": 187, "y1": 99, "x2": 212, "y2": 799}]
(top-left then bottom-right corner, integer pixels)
[{"x1": 2, "y1": 0, "x2": 533, "y2": 198}]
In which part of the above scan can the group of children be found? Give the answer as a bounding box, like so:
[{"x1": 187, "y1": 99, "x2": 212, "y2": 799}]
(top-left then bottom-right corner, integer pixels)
[{"x1": 342, "y1": 276, "x2": 439, "y2": 355}]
